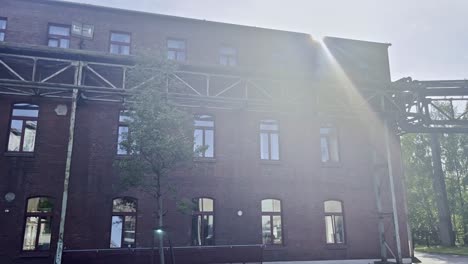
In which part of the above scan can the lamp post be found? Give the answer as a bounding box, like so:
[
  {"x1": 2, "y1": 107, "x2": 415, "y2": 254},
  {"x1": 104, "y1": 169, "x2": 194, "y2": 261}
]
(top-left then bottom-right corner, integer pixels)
[{"x1": 154, "y1": 227, "x2": 175, "y2": 264}]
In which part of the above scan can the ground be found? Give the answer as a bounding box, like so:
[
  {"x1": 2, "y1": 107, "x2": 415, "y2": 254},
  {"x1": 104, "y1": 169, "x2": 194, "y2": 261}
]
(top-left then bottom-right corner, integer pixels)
[
  {"x1": 415, "y1": 246, "x2": 468, "y2": 256},
  {"x1": 415, "y1": 252, "x2": 468, "y2": 264}
]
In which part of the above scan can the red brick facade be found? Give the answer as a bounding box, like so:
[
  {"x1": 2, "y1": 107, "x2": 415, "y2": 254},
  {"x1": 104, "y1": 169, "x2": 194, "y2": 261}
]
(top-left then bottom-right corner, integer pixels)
[{"x1": 0, "y1": 0, "x2": 410, "y2": 263}]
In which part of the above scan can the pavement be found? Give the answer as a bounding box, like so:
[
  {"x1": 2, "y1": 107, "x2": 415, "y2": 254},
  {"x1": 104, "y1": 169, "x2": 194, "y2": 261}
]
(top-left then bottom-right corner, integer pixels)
[{"x1": 415, "y1": 252, "x2": 468, "y2": 264}]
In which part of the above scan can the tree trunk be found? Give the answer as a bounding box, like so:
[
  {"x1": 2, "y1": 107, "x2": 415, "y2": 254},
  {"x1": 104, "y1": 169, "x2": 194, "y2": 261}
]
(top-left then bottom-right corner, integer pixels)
[
  {"x1": 430, "y1": 133, "x2": 455, "y2": 246},
  {"x1": 159, "y1": 195, "x2": 165, "y2": 264}
]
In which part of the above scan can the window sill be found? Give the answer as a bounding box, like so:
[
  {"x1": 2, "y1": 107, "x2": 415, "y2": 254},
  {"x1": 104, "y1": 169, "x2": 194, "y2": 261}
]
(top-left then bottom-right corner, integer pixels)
[
  {"x1": 4, "y1": 152, "x2": 35, "y2": 158},
  {"x1": 19, "y1": 251, "x2": 50, "y2": 258},
  {"x1": 259, "y1": 160, "x2": 281, "y2": 165},
  {"x1": 193, "y1": 157, "x2": 216, "y2": 163},
  {"x1": 325, "y1": 243, "x2": 347, "y2": 250},
  {"x1": 320, "y1": 162, "x2": 342, "y2": 168},
  {"x1": 263, "y1": 244, "x2": 285, "y2": 250}
]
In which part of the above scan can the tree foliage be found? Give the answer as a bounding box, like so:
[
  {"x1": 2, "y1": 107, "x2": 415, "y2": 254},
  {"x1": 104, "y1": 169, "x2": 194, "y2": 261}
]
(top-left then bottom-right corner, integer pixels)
[{"x1": 403, "y1": 102, "x2": 468, "y2": 246}]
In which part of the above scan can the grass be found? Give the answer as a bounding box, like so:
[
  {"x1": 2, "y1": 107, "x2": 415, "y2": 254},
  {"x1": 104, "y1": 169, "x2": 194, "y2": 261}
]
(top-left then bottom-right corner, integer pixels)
[{"x1": 415, "y1": 245, "x2": 468, "y2": 256}]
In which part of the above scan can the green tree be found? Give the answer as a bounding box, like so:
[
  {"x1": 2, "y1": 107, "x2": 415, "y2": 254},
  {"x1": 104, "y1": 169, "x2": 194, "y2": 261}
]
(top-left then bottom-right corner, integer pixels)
[{"x1": 115, "y1": 55, "x2": 195, "y2": 264}]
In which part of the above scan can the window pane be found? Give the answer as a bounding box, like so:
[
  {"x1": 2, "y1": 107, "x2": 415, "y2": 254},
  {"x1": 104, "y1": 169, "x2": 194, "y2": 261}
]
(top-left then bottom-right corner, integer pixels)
[
  {"x1": 325, "y1": 215, "x2": 335, "y2": 243},
  {"x1": 204, "y1": 130, "x2": 214, "y2": 158},
  {"x1": 0, "y1": 32, "x2": 4, "y2": 42},
  {"x1": 324, "y1": 200, "x2": 342, "y2": 213},
  {"x1": 260, "y1": 120, "x2": 278, "y2": 131},
  {"x1": 110, "y1": 216, "x2": 123, "y2": 248},
  {"x1": 220, "y1": 46, "x2": 236, "y2": 55},
  {"x1": 193, "y1": 129, "x2": 203, "y2": 156},
  {"x1": 48, "y1": 39, "x2": 59, "y2": 47},
  {"x1": 192, "y1": 215, "x2": 202, "y2": 246},
  {"x1": 262, "y1": 215, "x2": 271, "y2": 244},
  {"x1": 27, "y1": 197, "x2": 54, "y2": 213},
  {"x1": 0, "y1": 19, "x2": 6, "y2": 30},
  {"x1": 260, "y1": 133, "x2": 269, "y2": 160},
  {"x1": 329, "y1": 136, "x2": 340, "y2": 162},
  {"x1": 13, "y1": 107, "x2": 39, "y2": 117},
  {"x1": 219, "y1": 56, "x2": 228, "y2": 66},
  {"x1": 22, "y1": 217, "x2": 39, "y2": 250},
  {"x1": 335, "y1": 215, "x2": 345, "y2": 243},
  {"x1": 117, "y1": 126, "x2": 129, "y2": 155},
  {"x1": 167, "y1": 39, "x2": 185, "y2": 49},
  {"x1": 320, "y1": 137, "x2": 330, "y2": 162},
  {"x1": 123, "y1": 216, "x2": 136, "y2": 247},
  {"x1": 112, "y1": 198, "x2": 137, "y2": 213},
  {"x1": 110, "y1": 44, "x2": 119, "y2": 54},
  {"x1": 272, "y1": 215, "x2": 282, "y2": 244},
  {"x1": 111, "y1": 32, "x2": 131, "y2": 43},
  {"x1": 120, "y1": 45, "x2": 130, "y2": 55},
  {"x1": 8, "y1": 119, "x2": 22, "y2": 151},
  {"x1": 270, "y1": 133, "x2": 279, "y2": 160},
  {"x1": 262, "y1": 199, "x2": 281, "y2": 212},
  {"x1": 23, "y1": 121, "x2": 37, "y2": 152},
  {"x1": 201, "y1": 198, "x2": 214, "y2": 212},
  {"x1": 176, "y1": 51, "x2": 186, "y2": 62},
  {"x1": 194, "y1": 120, "x2": 214, "y2": 127},
  {"x1": 204, "y1": 215, "x2": 214, "y2": 245},
  {"x1": 49, "y1": 25, "x2": 70, "y2": 36},
  {"x1": 37, "y1": 217, "x2": 52, "y2": 250},
  {"x1": 167, "y1": 50, "x2": 176, "y2": 60},
  {"x1": 59, "y1": 39, "x2": 69, "y2": 49}
]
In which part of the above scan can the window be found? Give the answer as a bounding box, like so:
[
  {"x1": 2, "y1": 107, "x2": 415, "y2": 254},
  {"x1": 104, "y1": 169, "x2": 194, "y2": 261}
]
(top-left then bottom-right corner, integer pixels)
[
  {"x1": 324, "y1": 200, "x2": 345, "y2": 244},
  {"x1": 110, "y1": 197, "x2": 137, "y2": 248},
  {"x1": 191, "y1": 198, "x2": 214, "y2": 246},
  {"x1": 48, "y1": 24, "x2": 70, "y2": 48},
  {"x1": 219, "y1": 46, "x2": 237, "y2": 66},
  {"x1": 22, "y1": 197, "x2": 54, "y2": 251},
  {"x1": 261, "y1": 199, "x2": 283, "y2": 245},
  {"x1": 320, "y1": 127, "x2": 340, "y2": 163},
  {"x1": 194, "y1": 115, "x2": 214, "y2": 158},
  {"x1": 117, "y1": 111, "x2": 131, "y2": 155},
  {"x1": 260, "y1": 120, "x2": 279, "y2": 160},
  {"x1": 110, "y1": 32, "x2": 131, "y2": 55},
  {"x1": 167, "y1": 38, "x2": 186, "y2": 61},
  {"x1": 8, "y1": 103, "x2": 39, "y2": 153},
  {"x1": 0, "y1": 18, "x2": 7, "y2": 41}
]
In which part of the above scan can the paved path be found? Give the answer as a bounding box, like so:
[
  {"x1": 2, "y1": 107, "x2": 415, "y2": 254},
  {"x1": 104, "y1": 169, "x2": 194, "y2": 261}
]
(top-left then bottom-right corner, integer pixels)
[{"x1": 415, "y1": 252, "x2": 468, "y2": 264}]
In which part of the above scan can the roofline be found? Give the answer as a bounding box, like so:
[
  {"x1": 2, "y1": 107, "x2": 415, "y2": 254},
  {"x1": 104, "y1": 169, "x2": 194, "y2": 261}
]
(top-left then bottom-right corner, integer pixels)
[
  {"x1": 19, "y1": 0, "x2": 312, "y2": 38},
  {"x1": 324, "y1": 36, "x2": 391, "y2": 47}
]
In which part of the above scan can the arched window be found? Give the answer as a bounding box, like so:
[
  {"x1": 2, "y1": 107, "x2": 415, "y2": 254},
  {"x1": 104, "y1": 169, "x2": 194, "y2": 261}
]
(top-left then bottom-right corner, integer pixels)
[
  {"x1": 110, "y1": 197, "x2": 137, "y2": 248},
  {"x1": 261, "y1": 199, "x2": 283, "y2": 245},
  {"x1": 22, "y1": 197, "x2": 54, "y2": 251},
  {"x1": 191, "y1": 197, "x2": 214, "y2": 246},
  {"x1": 260, "y1": 120, "x2": 279, "y2": 160},
  {"x1": 8, "y1": 103, "x2": 39, "y2": 152},
  {"x1": 324, "y1": 200, "x2": 345, "y2": 244},
  {"x1": 194, "y1": 115, "x2": 215, "y2": 158}
]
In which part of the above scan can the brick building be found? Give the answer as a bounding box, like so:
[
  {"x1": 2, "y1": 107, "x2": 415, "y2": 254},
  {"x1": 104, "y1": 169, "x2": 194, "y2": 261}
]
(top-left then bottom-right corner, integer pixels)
[{"x1": 0, "y1": 0, "x2": 411, "y2": 263}]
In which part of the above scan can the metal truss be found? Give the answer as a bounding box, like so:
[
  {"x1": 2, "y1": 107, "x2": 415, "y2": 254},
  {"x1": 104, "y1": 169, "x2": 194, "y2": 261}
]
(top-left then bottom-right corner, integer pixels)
[
  {"x1": 393, "y1": 77, "x2": 468, "y2": 133},
  {"x1": 0, "y1": 50, "x2": 300, "y2": 106}
]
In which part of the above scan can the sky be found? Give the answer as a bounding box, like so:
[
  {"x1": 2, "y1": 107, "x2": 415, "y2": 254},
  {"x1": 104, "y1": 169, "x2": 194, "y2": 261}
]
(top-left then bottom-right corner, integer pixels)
[{"x1": 64, "y1": 0, "x2": 468, "y2": 81}]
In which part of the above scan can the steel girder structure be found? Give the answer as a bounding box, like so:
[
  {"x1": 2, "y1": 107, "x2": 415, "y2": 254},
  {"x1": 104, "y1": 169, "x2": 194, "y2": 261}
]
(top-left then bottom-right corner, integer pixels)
[
  {"x1": 0, "y1": 45, "x2": 303, "y2": 111},
  {"x1": 393, "y1": 77, "x2": 468, "y2": 134}
]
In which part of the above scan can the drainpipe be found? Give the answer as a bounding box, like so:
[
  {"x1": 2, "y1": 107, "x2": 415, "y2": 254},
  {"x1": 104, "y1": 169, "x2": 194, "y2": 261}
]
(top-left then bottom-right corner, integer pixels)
[
  {"x1": 383, "y1": 119, "x2": 403, "y2": 264},
  {"x1": 55, "y1": 61, "x2": 82, "y2": 264}
]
